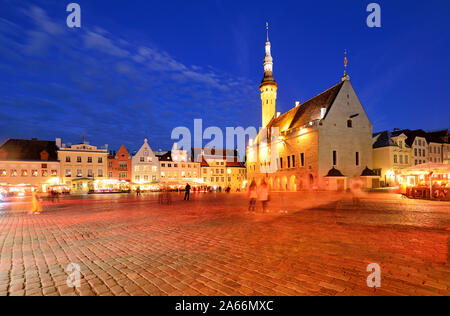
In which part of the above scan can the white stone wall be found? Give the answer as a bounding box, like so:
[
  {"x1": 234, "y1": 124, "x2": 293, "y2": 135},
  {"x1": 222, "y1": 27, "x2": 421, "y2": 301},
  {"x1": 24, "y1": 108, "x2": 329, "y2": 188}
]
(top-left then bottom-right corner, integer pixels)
[{"x1": 318, "y1": 80, "x2": 373, "y2": 188}]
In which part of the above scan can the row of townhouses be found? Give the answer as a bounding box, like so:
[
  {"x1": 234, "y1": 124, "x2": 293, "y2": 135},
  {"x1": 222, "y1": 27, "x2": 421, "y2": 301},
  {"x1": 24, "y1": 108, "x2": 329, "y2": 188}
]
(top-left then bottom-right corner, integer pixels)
[{"x1": 0, "y1": 137, "x2": 247, "y2": 194}]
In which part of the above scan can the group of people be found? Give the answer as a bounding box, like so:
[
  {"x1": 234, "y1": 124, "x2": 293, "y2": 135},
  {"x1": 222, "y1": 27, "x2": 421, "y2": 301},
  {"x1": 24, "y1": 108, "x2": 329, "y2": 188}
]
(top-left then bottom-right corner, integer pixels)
[{"x1": 247, "y1": 180, "x2": 270, "y2": 213}]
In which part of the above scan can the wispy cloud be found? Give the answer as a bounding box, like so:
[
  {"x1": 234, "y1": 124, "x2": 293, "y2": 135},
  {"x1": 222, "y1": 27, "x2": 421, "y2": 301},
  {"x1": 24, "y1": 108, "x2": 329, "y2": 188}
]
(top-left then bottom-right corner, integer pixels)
[{"x1": 0, "y1": 4, "x2": 259, "y2": 150}]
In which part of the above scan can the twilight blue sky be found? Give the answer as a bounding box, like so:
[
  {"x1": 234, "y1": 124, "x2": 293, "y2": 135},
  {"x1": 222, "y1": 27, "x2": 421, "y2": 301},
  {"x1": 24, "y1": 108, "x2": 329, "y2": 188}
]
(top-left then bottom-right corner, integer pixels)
[{"x1": 0, "y1": 0, "x2": 449, "y2": 151}]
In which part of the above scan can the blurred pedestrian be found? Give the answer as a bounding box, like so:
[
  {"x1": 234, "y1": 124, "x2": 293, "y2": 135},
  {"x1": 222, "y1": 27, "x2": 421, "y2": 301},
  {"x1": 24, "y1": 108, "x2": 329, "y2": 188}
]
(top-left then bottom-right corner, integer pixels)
[
  {"x1": 247, "y1": 180, "x2": 257, "y2": 213},
  {"x1": 30, "y1": 190, "x2": 43, "y2": 214},
  {"x1": 184, "y1": 183, "x2": 191, "y2": 201},
  {"x1": 350, "y1": 177, "x2": 363, "y2": 205},
  {"x1": 258, "y1": 180, "x2": 270, "y2": 213}
]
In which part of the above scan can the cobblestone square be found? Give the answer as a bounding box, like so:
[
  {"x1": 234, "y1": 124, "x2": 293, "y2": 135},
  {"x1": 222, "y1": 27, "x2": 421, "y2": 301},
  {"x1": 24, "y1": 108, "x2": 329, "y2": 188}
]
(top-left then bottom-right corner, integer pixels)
[{"x1": 0, "y1": 192, "x2": 449, "y2": 296}]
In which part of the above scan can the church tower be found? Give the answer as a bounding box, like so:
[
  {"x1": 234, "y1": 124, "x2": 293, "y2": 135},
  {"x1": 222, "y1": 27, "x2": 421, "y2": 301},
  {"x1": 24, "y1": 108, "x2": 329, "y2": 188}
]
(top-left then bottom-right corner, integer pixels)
[{"x1": 260, "y1": 23, "x2": 278, "y2": 127}]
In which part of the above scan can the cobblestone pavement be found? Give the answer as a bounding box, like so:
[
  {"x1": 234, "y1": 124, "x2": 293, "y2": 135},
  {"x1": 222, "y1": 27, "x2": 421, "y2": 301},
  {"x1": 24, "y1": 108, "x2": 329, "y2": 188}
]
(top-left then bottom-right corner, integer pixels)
[{"x1": 0, "y1": 192, "x2": 449, "y2": 296}]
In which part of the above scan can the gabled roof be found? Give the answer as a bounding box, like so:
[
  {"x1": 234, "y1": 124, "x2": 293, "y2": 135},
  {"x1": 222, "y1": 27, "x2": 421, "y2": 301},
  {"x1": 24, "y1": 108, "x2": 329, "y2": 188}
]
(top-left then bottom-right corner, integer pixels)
[
  {"x1": 266, "y1": 81, "x2": 345, "y2": 132},
  {"x1": 0, "y1": 139, "x2": 59, "y2": 161},
  {"x1": 391, "y1": 129, "x2": 448, "y2": 146},
  {"x1": 373, "y1": 131, "x2": 397, "y2": 149}
]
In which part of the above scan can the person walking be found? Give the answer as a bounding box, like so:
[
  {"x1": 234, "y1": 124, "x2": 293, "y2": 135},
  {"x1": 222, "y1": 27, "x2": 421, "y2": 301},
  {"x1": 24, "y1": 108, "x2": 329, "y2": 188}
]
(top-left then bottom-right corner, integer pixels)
[
  {"x1": 247, "y1": 180, "x2": 257, "y2": 213},
  {"x1": 258, "y1": 180, "x2": 270, "y2": 213},
  {"x1": 184, "y1": 183, "x2": 191, "y2": 201},
  {"x1": 30, "y1": 190, "x2": 43, "y2": 215}
]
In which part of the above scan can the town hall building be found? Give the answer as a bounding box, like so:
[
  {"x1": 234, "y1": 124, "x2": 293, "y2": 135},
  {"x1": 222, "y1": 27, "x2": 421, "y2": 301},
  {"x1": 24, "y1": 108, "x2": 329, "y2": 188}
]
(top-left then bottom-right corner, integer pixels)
[{"x1": 247, "y1": 26, "x2": 377, "y2": 191}]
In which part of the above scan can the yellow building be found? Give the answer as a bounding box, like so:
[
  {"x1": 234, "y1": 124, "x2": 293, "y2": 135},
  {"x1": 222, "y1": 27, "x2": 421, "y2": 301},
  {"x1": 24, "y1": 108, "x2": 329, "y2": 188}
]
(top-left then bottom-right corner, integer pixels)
[
  {"x1": 57, "y1": 139, "x2": 108, "y2": 193},
  {"x1": 373, "y1": 131, "x2": 412, "y2": 186},
  {"x1": 193, "y1": 148, "x2": 247, "y2": 191}
]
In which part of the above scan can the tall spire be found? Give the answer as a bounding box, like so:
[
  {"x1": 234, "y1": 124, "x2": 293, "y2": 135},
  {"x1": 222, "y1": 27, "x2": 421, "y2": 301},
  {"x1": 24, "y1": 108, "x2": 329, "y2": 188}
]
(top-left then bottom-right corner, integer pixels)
[
  {"x1": 342, "y1": 49, "x2": 350, "y2": 81},
  {"x1": 261, "y1": 22, "x2": 276, "y2": 88}
]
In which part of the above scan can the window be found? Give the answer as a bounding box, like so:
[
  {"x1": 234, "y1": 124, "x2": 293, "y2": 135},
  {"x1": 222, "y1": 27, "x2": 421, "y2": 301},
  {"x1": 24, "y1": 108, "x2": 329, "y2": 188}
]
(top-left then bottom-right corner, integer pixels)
[
  {"x1": 87, "y1": 169, "x2": 93, "y2": 177},
  {"x1": 400, "y1": 155, "x2": 403, "y2": 164},
  {"x1": 66, "y1": 156, "x2": 71, "y2": 163},
  {"x1": 394, "y1": 155, "x2": 398, "y2": 163},
  {"x1": 161, "y1": 172, "x2": 165, "y2": 178},
  {"x1": 42, "y1": 170, "x2": 48, "y2": 177},
  {"x1": 119, "y1": 162, "x2": 127, "y2": 168},
  {"x1": 280, "y1": 158, "x2": 283, "y2": 169},
  {"x1": 287, "y1": 156, "x2": 291, "y2": 168},
  {"x1": 109, "y1": 172, "x2": 113, "y2": 178},
  {"x1": 109, "y1": 162, "x2": 113, "y2": 168},
  {"x1": 0, "y1": 169, "x2": 6, "y2": 177},
  {"x1": 405, "y1": 156, "x2": 409, "y2": 164},
  {"x1": 161, "y1": 163, "x2": 166, "y2": 168},
  {"x1": 301, "y1": 153, "x2": 305, "y2": 167},
  {"x1": 77, "y1": 169, "x2": 82, "y2": 177},
  {"x1": 41, "y1": 164, "x2": 47, "y2": 169},
  {"x1": 135, "y1": 176, "x2": 140, "y2": 181},
  {"x1": 347, "y1": 120, "x2": 352, "y2": 128},
  {"x1": 356, "y1": 152, "x2": 360, "y2": 166},
  {"x1": 144, "y1": 176, "x2": 148, "y2": 181},
  {"x1": 221, "y1": 177, "x2": 224, "y2": 182},
  {"x1": 87, "y1": 157, "x2": 93, "y2": 164},
  {"x1": 414, "y1": 148, "x2": 417, "y2": 156},
  {"x1": 98, "y1": 157, "x2": 103, "y2": 164},
  {"x1": 333, "y1": 151, "x2": 337, "y2": 166},
  {"x1": 147, "y1": 157, "x2": 152, "y2": 162},
  {"x1": 11, "y1": 169, "x2": 18, "y2": 177},
  {"x1": 21, "y1": 170, "x2": 28, "y2": 177},
  {"x1": 98, "y1": 169, "x2": 103, "y2": 177},
  {"x1": 292, "y1": 155, "x2": 296, "y2": 168},
  {"x1": 65, "y1": 169, "x2": 72, "y2": 177},
  {"x1": 31, "y1": 170, "x2": 38, "y2": 177},
  {"x1": 152, "y1": 166, "x2": 157, "y2": 172},
  {"x1": 77, "y1": 156, "x2": 82, "y2": 163},
  {"x1": 140, "y1": 157, "x2": 145, "y2": 162}
]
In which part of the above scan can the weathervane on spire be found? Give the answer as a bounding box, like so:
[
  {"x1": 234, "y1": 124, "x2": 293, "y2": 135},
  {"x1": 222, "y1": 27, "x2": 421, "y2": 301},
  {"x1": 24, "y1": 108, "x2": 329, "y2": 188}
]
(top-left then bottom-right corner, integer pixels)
[
  {"x1": 342, "y1": 49, "x2": 349, "y2": 81},
  {"x1": 266, "y1": 22, "x2": 269, "y2": 42}
]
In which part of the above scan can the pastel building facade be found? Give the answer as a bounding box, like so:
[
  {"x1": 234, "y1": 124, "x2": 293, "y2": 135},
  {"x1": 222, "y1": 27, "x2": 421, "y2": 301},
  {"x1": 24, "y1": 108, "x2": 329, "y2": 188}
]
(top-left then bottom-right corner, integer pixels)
[
  {"x1": 132, "y1": 139, "x2": 160, "y2": 184},
  {"x1": 57, "y1": 140, "x2": 108, "y2": 193},
  {"x1": 0, "y1": 139, "x2": 61, "y2": 193},
  {"x1": 108, "y1": 145, "x2": 132, "y2": 182}
]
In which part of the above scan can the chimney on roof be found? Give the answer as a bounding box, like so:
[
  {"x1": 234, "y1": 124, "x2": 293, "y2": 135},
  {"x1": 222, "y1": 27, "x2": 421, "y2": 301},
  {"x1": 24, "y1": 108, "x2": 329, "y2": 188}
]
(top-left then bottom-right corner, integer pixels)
[
  {"x1": 82, "y1": 135, "x2": 86, "y2": 144},
  {"x1": 276, "y1": 112, "x2": 281, "y2": 118},
  {"x1": 55, "y1": 138, "x2": 62, "y2": 148},
  {"x1": 295, "y1": 101, "x2": 300, "y2": 107}
]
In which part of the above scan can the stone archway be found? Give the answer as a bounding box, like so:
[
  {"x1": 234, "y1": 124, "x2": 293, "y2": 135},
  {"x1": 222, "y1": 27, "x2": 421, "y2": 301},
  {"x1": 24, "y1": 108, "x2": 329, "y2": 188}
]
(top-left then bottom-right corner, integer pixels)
[
  {"x1": 281, "y1": 176, "x2": 288, "y2": 191},
  {"x1": 309, "y1": 174, "x2": 314, "y2": 187},
  {"x1": 289, "y1": 175, "x2": 297, "y2": 192},
  {"x1": 274, "y1": 177, "x2": 280, "y2": 191},
  {"x1": 268, "y1": 177, "x2": 273, "y2": 190}
]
